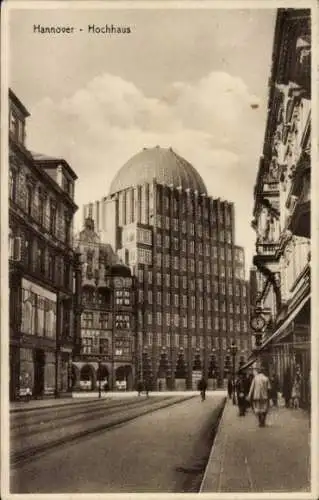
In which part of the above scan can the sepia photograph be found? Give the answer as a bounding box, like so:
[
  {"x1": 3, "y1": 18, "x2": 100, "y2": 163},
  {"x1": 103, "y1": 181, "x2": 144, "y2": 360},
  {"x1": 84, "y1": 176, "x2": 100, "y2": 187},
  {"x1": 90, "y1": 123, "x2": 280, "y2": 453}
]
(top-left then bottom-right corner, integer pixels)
[{"x1": 1, "y1": 1, "x2": 317, "y2": 498}]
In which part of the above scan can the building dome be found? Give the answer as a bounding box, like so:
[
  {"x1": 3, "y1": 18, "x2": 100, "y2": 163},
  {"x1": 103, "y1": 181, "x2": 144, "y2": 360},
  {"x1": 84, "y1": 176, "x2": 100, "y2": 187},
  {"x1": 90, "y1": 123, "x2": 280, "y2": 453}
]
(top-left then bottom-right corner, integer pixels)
[{"x1": 109, "y1": 146, "x2": 207, "y2": 195}]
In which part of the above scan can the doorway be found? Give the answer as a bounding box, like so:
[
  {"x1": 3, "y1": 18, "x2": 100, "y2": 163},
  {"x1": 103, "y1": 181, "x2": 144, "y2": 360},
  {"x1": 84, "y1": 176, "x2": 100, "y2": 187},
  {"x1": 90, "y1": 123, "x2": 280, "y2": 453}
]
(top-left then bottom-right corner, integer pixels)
[{"x1": 34, "y1": 349, "x2": 45, "y2": 398}]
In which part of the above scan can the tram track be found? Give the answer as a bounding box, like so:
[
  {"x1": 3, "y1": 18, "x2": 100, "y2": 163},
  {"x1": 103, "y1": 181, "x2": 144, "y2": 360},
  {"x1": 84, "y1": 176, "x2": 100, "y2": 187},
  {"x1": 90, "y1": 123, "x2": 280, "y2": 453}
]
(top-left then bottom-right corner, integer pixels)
[
  {"x1": 11, "y1": 397, "x2": 158, "y2": 436},
  {"x1": 11, "y1": 395, "x2": 194, "y2": 468}
]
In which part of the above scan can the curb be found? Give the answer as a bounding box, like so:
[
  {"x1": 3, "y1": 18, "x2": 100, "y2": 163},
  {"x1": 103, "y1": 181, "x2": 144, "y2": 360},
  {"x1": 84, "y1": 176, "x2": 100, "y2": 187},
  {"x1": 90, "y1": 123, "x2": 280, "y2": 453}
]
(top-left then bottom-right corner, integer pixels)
[
  {"x1": 11, "y1": 395, "x2": 194, "y2": 467},
  {"x1": 199, "y1": 397, "x2": 228, "y2": 493}
]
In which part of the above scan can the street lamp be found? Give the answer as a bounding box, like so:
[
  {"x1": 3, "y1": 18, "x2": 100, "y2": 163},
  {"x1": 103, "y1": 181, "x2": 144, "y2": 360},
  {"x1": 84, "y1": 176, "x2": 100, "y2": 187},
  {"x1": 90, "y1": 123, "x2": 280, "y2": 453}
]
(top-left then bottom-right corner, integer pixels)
[{"x1": 228, "y1": 341, "x2": 238, "y2": 405}]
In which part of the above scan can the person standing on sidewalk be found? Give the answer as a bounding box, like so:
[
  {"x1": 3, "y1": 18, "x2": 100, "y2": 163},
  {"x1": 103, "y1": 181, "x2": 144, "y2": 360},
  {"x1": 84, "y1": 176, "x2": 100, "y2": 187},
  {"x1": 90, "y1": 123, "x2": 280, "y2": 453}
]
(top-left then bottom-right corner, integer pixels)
[
  {"x1": 283, "y1": 369, "x2": 292, "y2": 408},
  {"x1": 235, "y1": 372, "x2": 249, "y2": 416},
  {"x1": 247, "y1": 366, "x2": 271, "y2": 427},
  {"x1": 269, "y1": 372, "x2": 279, "y2": 407},
  {"x1": 227, "y1": 376, "x2": 233, "y2": 400}
]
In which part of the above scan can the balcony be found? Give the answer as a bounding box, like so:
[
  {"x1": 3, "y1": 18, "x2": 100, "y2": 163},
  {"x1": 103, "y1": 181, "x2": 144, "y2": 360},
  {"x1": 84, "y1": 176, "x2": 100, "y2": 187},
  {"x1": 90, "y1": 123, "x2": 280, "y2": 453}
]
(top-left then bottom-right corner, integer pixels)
[{"x1": 254, "y1": 241, "x2": 280, "y2": 263}]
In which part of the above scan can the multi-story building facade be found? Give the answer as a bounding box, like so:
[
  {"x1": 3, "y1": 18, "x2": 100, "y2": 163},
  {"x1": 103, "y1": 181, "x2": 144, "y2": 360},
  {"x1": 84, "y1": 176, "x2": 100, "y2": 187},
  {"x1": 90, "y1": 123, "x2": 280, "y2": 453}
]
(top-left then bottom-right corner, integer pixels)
[
  {"x1": 9, "y1": 89, "x2": 80, "y2": 400},
  {"x1": 73, "y1": 217, "x2": 135, "y2": 391},
  {"x1": 84, "y1": 146, "x2": 250, "y2": 390},
  {"x1": 248, "y1": 9, "x2": 311, "y2": 407}
]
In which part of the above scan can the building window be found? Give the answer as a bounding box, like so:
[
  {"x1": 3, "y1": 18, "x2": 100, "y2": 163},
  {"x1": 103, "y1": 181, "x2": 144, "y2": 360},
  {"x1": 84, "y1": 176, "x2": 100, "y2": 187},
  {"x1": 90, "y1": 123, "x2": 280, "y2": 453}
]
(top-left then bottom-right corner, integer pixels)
[
  {"x1": 182, "y1": 240, "x2": 186, "y2": 252},
  {"x1": 156, "y1": 273, "x2": 162, "y2": 286},
  {"x1": 166, "y1": 312, "x2": 170, "y2": 326},
  {"x1": 182, "y1": 276, "x2": 187, "y2": 289},
  {"x1": 9, "y1": 169, "x2": 17, "y2": 201},
  {"x1": 174, "y1": 294, "x2": 179, "y2": 307},
  {"x1": 156, "y1": 233, "x2": 162, "y2": 246},
  {"x1": 229, "y1": 284, "x2": 233, "y2": 295},
  {"x1": 157, "y1": 253, "x2": 162, "y2": 267},
  {"x1": 148, "y1": 291, "x2": 153, "y2": 304},
  {"x1": 192, "y1": 335, "x2": 196, "y2": 347},
  {"x1": 165, "y1": 216, "x2": 170, "y2": 229},
  {"x1": 157, "y1": 332, "x2": 162, "y2": 346},
  {"x1": 190, "y1": 241, "x2": 195, "y2": 254},
  {"x1": 174, "y1": 314, "x2": 179, "y2": 327},
  {"x1": 230, "y1": 318, "x2": 234, "y2": 331},
  {"x1": 156, "y1": 312, "x2": 162, "y2": 326},
  {"x1": 191, "y1": 316, "x2": 195, "y2": 328},
  {"x1": 157, "y1": 292, "x2": 161, "y2": 305},
  {"x1": 147, "y1": 313, "x2": 152, "y2": 325},
  {"x1": 190, "y1": 259, "x2": 195, "y2": 272},
  {"x1": 207, "y1": 299, "x2": 211, "y2": 311},
  {"x1": 174, "y1": 276, "x2": 179, "y2": 288},
  {"x1": 183, "y1": 317, "x2": 188, "y2": 328},
  {"x1": 139, "y1": 290, "x2": 144, "y2": 302},
  {"x1": 37, "y1": 243, "x2": 45, "y2": 274},
  {"x1": 213, "y1": 263, "x2": 218, "y2": 275},
  {"x1": 165, "y1": 274, "x2": 170, "y2": 287},
  {"x1": 229, "y1": 303, "x2": 233, "y2": 313},
  {"x1": 191, "y1": 297, "x2": 195, "y2": 309},
  {"x1": 148, "y1": 271, "x2": 153, "y2": 283},
  {"x1": 214, "y1": 299, "x2": 218, "y2": 311},
  {"x1": 49, "y1": 200, "x2": 57, "y2": 235},
  {"x1": 166, "y1": 333, "x2": 171, "y2": 347},
  {"x1": 198, "y1": 261, "x2": 203, "y2": 273},
  {"x1": 214, "y1": 317, "x2": 219, "y2": 330},
  {"x1": 182, "y1": 221, "x2": 186, "y2": 233},
  {"x1": 166, "y1": 293, "x2": 170, "y2": 306},
  {"x1": 207, "y1": 280, "x2": 211, "y2": 292},
  {"x1": 190, "y1": 223, "x2": 195, "y2": 235},
  {"x1": 221, "y1": 282, "x2": 225, "y2": 294},
  {"x1": 182, "y1": 295, "x2": 187, "y2": 307}
]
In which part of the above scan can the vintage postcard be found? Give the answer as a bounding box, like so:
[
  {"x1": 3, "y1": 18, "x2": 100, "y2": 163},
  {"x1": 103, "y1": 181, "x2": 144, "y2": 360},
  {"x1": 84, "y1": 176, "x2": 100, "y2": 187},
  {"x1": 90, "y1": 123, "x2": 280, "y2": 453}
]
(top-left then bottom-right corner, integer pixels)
[{"x1": 1, "y1": 1, "x2": 318, "y2": 499}]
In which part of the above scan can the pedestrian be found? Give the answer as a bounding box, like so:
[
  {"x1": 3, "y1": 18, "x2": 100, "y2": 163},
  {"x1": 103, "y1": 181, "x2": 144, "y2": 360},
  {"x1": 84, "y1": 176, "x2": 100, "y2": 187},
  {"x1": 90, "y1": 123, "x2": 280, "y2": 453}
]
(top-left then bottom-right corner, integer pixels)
[
  {"x1": 198, "y1": 378, "x2": 207, "y2": 401},
  {"x1": 236, "y1": 372, "x2": 249, "y2": 416},
  {"x1": 227, "y1": 377, "x2": 233, "y2": 400},
  {"x1": 247, "y1": 365, "x2": 271, "y2": 427},
  {"x1": 269, "y1": 372, "x2": 279, "y2": 407},
  {"x1": 137, "y1": 380, "x2": 143, "y2": 397},
  {"x1": 282, "y1": 368, "x2": 292, "y2": 408},
  {"x1": 145, "y1": 380, "x2": 149, "y2": 398},
  {"x1": 291, "y1": 373, "x2": 301, "y2": 409}
]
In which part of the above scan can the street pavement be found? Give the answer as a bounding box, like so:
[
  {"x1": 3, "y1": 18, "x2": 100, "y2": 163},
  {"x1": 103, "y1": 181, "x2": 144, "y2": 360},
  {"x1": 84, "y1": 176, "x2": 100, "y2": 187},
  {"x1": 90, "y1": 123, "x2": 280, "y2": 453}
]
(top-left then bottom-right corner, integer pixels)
[
  {"x1": 10, "y1": 393, "x2": 225, "y2": 493},
  {"x1": 200, "y1": 397, "x2": 311, "y2": 493}
]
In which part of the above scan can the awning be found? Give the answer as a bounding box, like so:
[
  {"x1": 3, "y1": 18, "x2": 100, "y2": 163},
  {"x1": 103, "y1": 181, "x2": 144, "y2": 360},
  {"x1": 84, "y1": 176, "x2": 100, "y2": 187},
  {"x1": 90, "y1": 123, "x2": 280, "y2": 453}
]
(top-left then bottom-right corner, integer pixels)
[{"x1": 253, "y1": 292, "x2": 310, "y2": 355}]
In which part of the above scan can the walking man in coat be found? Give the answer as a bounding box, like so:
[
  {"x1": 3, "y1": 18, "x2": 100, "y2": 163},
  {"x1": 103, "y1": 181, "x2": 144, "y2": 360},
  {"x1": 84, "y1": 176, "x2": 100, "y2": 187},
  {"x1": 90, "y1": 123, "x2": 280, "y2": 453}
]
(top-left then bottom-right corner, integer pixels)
[{"x1": 247, "y1": 366, "x2": 271, "y2": 427}]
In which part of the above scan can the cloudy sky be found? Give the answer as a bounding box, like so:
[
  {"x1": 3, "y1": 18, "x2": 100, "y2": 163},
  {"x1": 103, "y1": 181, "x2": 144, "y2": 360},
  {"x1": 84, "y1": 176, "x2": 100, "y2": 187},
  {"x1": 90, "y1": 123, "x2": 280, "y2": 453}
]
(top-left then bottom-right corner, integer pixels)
[{"x1": 8, "y1": 6, "x2": 277, "y2": 277}]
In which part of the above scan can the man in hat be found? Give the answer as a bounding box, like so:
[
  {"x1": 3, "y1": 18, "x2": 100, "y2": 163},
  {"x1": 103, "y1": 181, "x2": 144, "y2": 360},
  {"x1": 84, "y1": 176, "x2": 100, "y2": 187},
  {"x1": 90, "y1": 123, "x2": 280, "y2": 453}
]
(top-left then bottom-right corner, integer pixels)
[{"x1": 247, "y1": 365, "x2": 271, "y2": 427}]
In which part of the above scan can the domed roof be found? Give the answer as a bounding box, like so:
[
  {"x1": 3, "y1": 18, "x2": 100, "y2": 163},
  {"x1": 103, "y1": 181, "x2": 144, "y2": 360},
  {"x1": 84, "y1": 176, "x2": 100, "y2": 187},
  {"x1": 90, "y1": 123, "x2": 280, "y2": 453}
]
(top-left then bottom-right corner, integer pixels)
[{"x1": 109, "y1": 146, "x2": 207, "y2": 195}]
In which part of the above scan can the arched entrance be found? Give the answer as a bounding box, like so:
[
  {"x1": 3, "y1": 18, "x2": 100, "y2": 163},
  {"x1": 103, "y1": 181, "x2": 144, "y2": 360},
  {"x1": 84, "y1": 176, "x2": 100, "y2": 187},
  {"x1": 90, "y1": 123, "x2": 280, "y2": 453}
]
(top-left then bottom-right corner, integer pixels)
[
  {"x1": 115, "y1": 365, "x2": 133, "y2": 391},
  {"x1": 97, "y1": 364, "x2": 109, "y2": 392},
  {"x1": 80, "y1": 364, "x2": 95, "y2": 391}
]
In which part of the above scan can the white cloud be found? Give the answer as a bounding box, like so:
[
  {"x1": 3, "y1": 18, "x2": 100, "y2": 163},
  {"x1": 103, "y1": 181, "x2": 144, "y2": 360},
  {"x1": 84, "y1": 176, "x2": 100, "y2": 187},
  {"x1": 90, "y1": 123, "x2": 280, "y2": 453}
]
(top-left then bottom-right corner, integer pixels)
[{"x1": 27, "y1": 70, "x2": 265, "y2": 276}]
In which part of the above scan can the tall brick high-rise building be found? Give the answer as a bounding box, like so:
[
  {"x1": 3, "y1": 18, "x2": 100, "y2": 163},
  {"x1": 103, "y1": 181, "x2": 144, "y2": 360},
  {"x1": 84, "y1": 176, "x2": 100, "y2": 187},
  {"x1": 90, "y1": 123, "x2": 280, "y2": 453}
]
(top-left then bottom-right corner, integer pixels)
[{"x1": 84, "y1": 146, "x2": 250, "y2": 390}]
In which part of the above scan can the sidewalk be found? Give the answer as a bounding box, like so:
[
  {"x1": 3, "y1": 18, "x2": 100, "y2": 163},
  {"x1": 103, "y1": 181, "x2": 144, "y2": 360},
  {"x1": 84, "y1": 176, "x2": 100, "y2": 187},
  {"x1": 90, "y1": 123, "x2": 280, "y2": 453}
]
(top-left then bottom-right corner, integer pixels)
[{"x1": 200, "y1": 398, "x2": 311, "y2": 493}]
